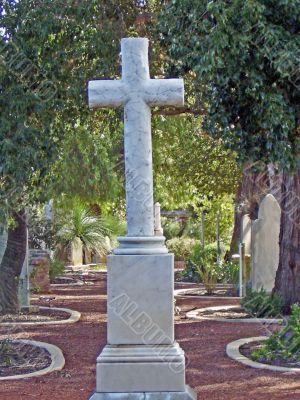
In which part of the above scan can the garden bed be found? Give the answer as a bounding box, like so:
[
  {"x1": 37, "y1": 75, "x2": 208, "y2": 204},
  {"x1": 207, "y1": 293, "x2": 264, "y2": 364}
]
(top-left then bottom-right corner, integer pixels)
[
  {"x1": 226, "y1": 336, "x2": 300, "y2": 373},
  {"x1": 0, "y1": 341, "x2": 51, "y2": 377},
  {"x1": 197, "y1": 306, "x2": 250, "y2": 319},
  {"x1": 175, "y1": 286, "x2": 239, "y2": 298},
  {"x1": 186, "y1": 305, "x2": 282, "y2": 323},
  {"x1": 0, "y1": 308, "x2": 69, "y2": 324},
  {"x1": 0, "y1": 307, "x2": 81, "y2": 326},
  {"x1": 240, "y1": 341, "x2": 300, "y2": 369}
]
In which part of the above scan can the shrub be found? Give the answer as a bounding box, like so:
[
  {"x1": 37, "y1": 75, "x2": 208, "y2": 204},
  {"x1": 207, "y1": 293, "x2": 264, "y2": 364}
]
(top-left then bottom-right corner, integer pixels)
[
  {"x1": 49, "y1": 258, "x2": 65, "y2": 280},
  {"x1": 181, "y1": 261, "x2": 201, "y2": 283},
  {"x1": 166, "y1": 237, "x2": 197, "y2": 261},
  {"x1": 241, "y1": 289, "x2": 284, "y2": 318},
  {"x1": 188, "y1": 244, "x2": 221, "y2": 294},
  {"x1": 219, "y1": 261, "x2": 240, "y2": 285},
  {"x1": 252, "y1": 304, "x2": 300, "y2": 363},
  {"x1": 0, "y1": 339, "x2": 13, "y2": 366}
]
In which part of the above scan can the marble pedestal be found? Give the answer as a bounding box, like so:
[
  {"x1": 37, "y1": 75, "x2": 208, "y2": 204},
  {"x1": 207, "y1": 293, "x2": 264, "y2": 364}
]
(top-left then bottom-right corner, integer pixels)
[{"x1": 89, "y1": 254, "x2": 196, "y2": 400}]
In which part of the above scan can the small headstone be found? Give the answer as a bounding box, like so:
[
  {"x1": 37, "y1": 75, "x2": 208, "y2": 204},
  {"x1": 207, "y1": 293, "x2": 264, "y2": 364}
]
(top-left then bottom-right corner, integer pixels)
[
  {"x1": 18, "y1": 228, "x2": 30, "y2": 308},
  {"x1": 0, "y1": 228, "x2": 7, "y2": 264},
  {"x1": 154, "y1": 202, "x2": 164, "y2": 236},
  {"x1": 70, "y1": 237, "x2": 83, "y2": 266},
  {"x1": 29, "y1": 249, "x2": 51, "y2": 293},
  {"x1": 44, "y1": 199, "x2": 53, "y2": 221},
  {"x1": 242, "y1": 214, "x2": 252, "y2": 255},
  {"x1": 251, "y1": 194, "x2": 281, "y2": 293}
]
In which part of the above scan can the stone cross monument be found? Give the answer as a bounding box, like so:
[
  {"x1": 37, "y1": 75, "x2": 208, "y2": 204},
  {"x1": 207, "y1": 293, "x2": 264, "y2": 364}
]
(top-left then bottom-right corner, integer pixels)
[{"x1": 88, "y1": 38, "x2": 196, "y2": 400}]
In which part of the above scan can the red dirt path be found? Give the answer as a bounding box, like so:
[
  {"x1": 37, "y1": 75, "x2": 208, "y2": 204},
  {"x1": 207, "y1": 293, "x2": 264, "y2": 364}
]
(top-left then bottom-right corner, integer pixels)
[{"x1": 0, "y1": 275, "x2": 299, "y2": 400}]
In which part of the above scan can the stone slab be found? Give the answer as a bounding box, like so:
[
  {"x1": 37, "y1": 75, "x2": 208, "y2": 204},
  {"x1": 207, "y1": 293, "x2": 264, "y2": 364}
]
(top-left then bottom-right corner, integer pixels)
[
  {"x1": 71, "y1": 237, "x2": 83, "y2": 266},
  {"x1": 107, "y1": 254, "x2": 174, "y2": 345},
  {"x1": 241, "y1": 214, "x2": 251, "y2": 255},
  {"x1": 89, "y1": 386, "x2": 196, "y2": 400},
  {"x1": 251, "y1": 194, "x2": 281, "y2": 292}
]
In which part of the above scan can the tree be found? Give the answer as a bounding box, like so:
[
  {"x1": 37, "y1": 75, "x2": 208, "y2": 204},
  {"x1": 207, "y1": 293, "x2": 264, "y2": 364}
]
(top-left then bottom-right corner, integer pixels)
[
  {"x1": 0, "y1": 0, "x2": 146, "y2": 312},
  {"x1": 157, "y1": 0, "x2": 300, "y2": 306},
  {"x1": 153, "y1": 114, "x2": 240, "y2": 209}
]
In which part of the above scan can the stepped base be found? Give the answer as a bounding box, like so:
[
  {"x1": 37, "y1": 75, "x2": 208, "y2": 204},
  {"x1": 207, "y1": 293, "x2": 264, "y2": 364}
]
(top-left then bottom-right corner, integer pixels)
[
  {"x1": 89, "y1": 385, "x2": 197, "y2": 400},
  {"x1": 95, "y1": 343, "x2": 186, "y2": 393}
]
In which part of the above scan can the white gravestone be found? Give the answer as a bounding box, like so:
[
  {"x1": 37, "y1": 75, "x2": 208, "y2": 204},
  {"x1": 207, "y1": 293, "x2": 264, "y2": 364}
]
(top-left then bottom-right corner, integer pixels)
[
  {"x1": 154, "y1": 202, "x2": 164, "y2": 236},
  {"x1": 251, "y1": 194, "x2": 281, "y2": 293},
  {"x1": 18, "y1": 227, "x2": 30, "y2": 308},
  {"x1": 242, "y1": 214, "x2": 252, "y2": 256},
  {"x1": 88, "y1": 38, "x2": 195, "y2": 400},
  {"x1": 0, "y1": 228, "x2": 7, "y2": 265},
  {"x1": 70, "y1": 237, "x2": 83, "y2": 266}
]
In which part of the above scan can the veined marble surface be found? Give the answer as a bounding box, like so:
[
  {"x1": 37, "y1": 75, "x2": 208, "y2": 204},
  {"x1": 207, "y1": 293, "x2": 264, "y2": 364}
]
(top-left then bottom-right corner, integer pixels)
[
  {"x1": 107, "y1": 254, "x2": 174, "y2": 345},
  {"x1": 89, "y1": 38, "x2": 184, "y2": 238}
]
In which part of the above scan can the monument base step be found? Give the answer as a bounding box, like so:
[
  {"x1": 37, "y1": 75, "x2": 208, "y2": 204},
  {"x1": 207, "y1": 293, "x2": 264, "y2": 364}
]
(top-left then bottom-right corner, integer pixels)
[
  {"x1": 96, "y1": 343, "x2": 186, "y2": 393},
  {"x1": 89, "y1": 385, "x2": 197, "y2": 400}
]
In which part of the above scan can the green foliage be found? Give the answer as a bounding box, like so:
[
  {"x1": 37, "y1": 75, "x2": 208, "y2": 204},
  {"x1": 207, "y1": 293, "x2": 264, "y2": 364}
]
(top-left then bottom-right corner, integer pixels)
[
  {"x1": 161, "y1": 194, "x2": 235, "y2": 248},
  {"x1": 241, "y1": 289, "x2": 284, "y2": 317},
  {"x1": 28, "y1": 205, "x2": 54, "y2": 250},
  {"x1": 55, "y1": 201, "x2": 124, "y2": 256},
  {"x1": 166, "y1": 237, "x2": 197, "y2": 261},
  {"x1": 158, "y1": 0, "x2": 300, "y2": 170},
  {"x1": 0, "y1": 0, "x2": 146, "y2": 217},
  {"x1": 252, "y1": 305, "x2": 300, "y2": 363},
  {"x1": 49, "y1": 258, "x2": 65, "y2": 280},
  {"x1": 188, "y1": 243, "x2": 221, "y2": 294},
  {"x1": 219, "y1": 261, "x2": 240, "y2": 286},
  {"x1": 0, "y1": 339, "x2": 13, "y2": 366},
  {"x1": 153, "y1": 115, "x2": 240, "y2": 209}
]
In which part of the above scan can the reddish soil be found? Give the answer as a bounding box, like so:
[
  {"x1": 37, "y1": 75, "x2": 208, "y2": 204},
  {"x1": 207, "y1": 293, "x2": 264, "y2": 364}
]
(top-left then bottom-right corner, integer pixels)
[{"x1": 0, "y1": 275, "x2": 299, "y2": 400}]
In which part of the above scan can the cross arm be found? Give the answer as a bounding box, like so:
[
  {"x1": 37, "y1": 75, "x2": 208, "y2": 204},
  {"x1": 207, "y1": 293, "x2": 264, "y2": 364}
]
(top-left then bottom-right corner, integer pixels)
[
  {"x1": 88, "y1": 80, "x2": 127, "y2": 109},
  {"x1": 143, "y1": 79, "x2": 184, "y2": 107}
]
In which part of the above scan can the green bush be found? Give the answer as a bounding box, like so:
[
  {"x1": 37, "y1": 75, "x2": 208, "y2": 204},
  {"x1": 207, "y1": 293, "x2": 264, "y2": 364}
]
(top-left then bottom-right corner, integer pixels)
[
  {"x1": 49, "y1": 258, "x2": 65, "y2": 280},
  {"x1": 219, "y1": 261, "x2": 240, "y2": 285},
  {"x1": 241, "y1": 289, "x2": 284, "y2": 318},
  {"x1": 0, "y1": 339, "x2": 13, "y2": 366},
  {"x1": 252, "y1": 304, "x2": 300, "y2": 363},
  {"x1": 166, "y1": 238, "x2": 197, "y2": 261},
  {"x1": 188, "y1": 243, "x2": 221, "y2": 294},
  {"x1": 181, "y1": 261, "x2": 201, "y2": 283}
]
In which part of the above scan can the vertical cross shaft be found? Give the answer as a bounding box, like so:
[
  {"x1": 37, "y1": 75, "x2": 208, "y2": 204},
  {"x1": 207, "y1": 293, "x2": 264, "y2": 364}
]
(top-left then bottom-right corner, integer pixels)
[{"x1": 88, "y1": 38, "x2": 184, "y2": 241}]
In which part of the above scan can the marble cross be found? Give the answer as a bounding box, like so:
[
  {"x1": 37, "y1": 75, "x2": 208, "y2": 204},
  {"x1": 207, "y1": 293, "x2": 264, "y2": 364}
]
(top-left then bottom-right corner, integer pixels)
[{"x1": 88, "y1": 38, "x2": 184, "y2": 238}]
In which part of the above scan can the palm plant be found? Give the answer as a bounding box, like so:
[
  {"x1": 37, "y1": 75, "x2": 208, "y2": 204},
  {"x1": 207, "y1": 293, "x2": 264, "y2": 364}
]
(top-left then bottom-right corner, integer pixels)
[{"x1": 55, "y1": 203, "x2": 124, "y2": 262}]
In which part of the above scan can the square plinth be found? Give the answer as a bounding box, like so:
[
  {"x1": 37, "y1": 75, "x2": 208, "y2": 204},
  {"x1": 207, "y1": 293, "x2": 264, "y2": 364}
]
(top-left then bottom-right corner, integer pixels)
[{"x1": 107, "y1": 254, "x2": 174, "y2": 345}]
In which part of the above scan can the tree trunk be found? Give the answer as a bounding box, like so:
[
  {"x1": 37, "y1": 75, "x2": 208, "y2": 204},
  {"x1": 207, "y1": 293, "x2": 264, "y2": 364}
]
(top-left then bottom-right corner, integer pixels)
[
  {"x1": 274, "y1": 171, "x2": 300, "y2": 310},
  {"x1": 0, "y1": 209, "x2": 27, "y2": 314}
]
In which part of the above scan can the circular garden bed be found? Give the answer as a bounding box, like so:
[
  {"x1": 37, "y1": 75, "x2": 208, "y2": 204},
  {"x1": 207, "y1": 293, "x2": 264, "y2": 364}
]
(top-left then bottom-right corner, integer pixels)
[
  {"x1": 175, "y1": 286, "x2": 239, "y2": 298},
  {"x1": 227, "y1": 337, "x2": 300, "y2": 372},
  {"x1": 186, "y1": 305, "x2": 282, "y2": 323},
  {"x1": 0, "y1": 339, "x2": 65, "y2": 380},
  {"x1": 0, "y1": 307, "x2": 81, "y2": 326}
]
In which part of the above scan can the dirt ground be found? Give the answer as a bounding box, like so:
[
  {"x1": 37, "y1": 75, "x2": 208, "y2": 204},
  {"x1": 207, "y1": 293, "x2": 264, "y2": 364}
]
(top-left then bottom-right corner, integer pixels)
[{"x1": 0, "y1": 275, "x2": 299, "y2": 400}]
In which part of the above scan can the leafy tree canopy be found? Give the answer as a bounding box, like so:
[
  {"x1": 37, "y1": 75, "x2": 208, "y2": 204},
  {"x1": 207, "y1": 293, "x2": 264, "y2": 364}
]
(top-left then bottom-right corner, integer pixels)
[
  {"x1": 153, "y1": 114, "x2": 240, "y2": 209},
  {"x1": 157, "y1": 0, "x2": 300, "y2": 170},
  {"x1": 0, "y1": 0, "x2": 240, "y2": 222},
  {"x1": 0, "y1": 0, "x2": 142, "y2": 218}
]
